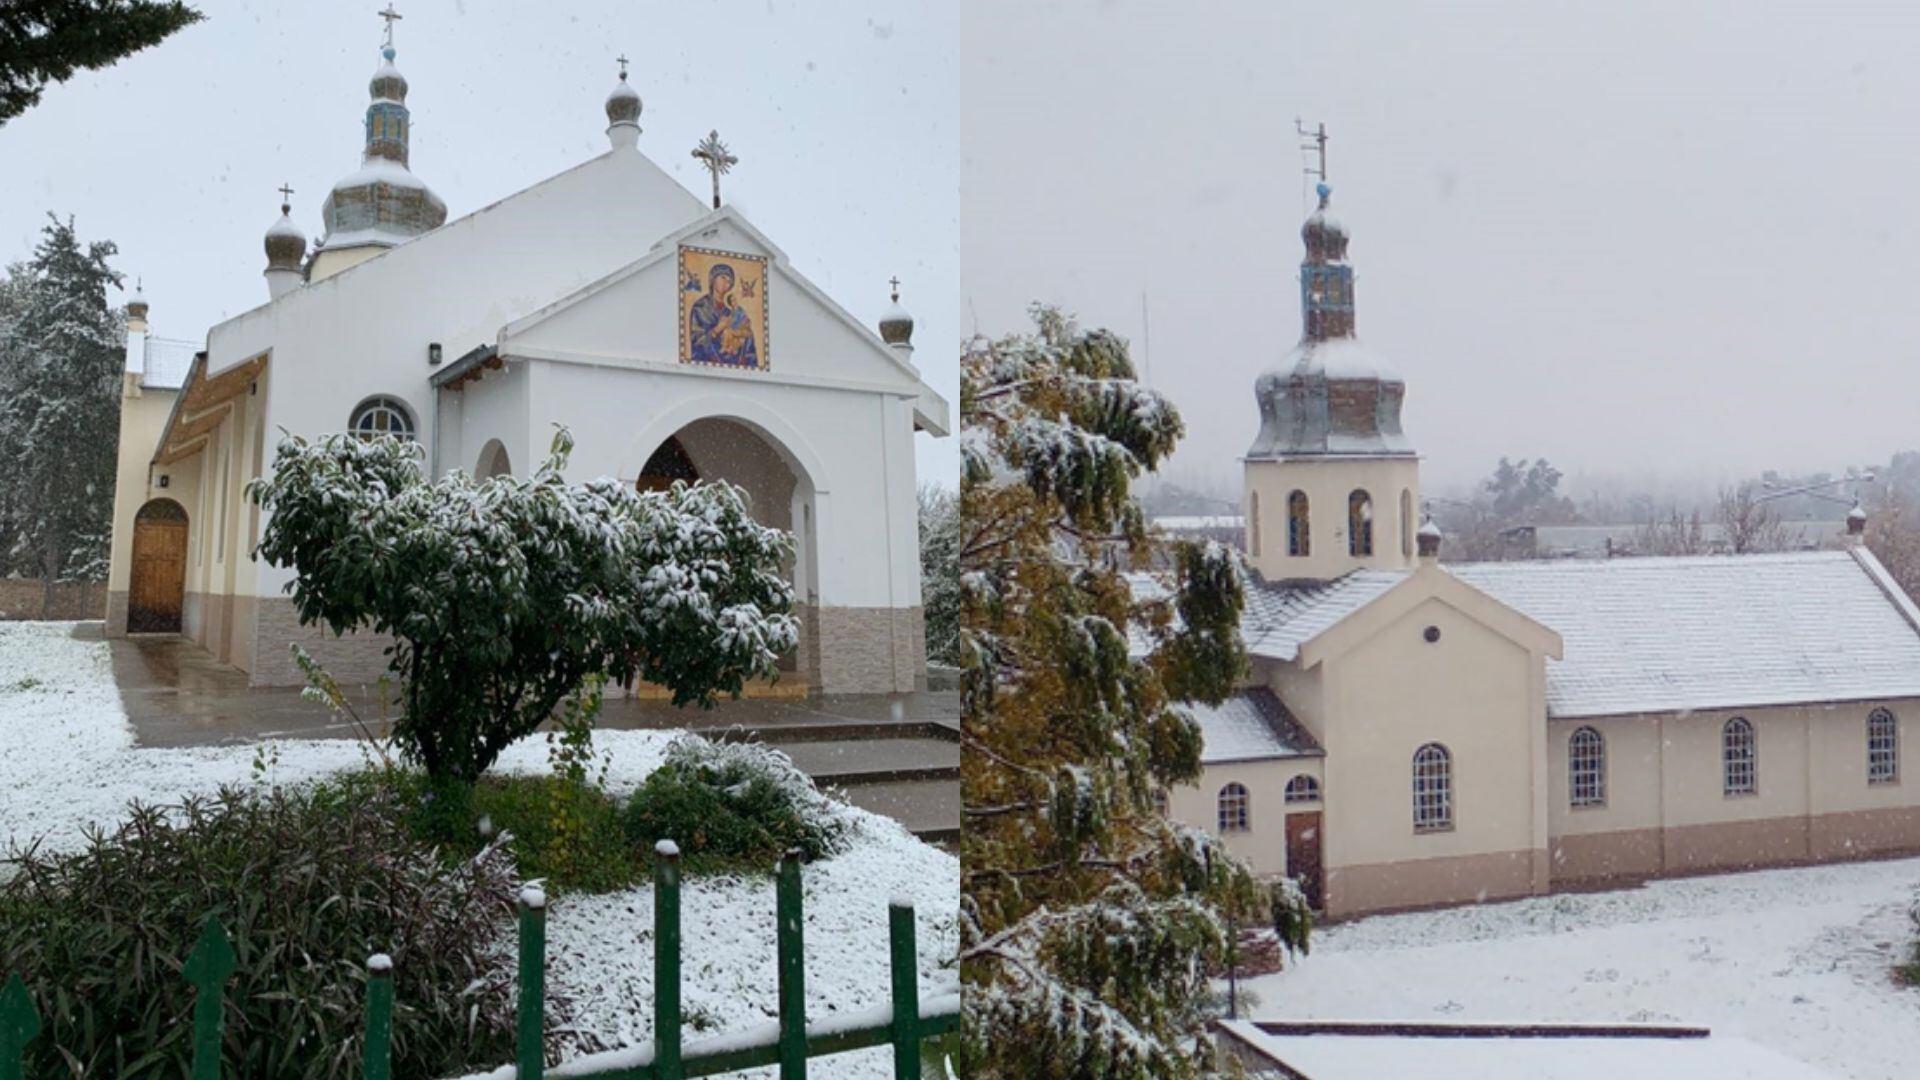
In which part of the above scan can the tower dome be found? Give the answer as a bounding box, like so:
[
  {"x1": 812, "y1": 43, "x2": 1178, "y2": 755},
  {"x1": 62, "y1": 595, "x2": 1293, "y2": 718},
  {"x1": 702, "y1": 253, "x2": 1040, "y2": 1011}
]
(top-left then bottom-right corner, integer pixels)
[
  {"x1": 1247, "y1": 183, "x2": 1413, "y2": 460},
  {"x1": 313, "y1": 34, "x2": 447, "y2": 278},
  {"x1": 264, "y1": 200, "x2": 307, "y2": 272},
  {"x1": 879, "y1": 279, "x2": 914, "y2": 346},
  {"x1": 606, "y1": 59, "x2": 642, "y2": 148}
]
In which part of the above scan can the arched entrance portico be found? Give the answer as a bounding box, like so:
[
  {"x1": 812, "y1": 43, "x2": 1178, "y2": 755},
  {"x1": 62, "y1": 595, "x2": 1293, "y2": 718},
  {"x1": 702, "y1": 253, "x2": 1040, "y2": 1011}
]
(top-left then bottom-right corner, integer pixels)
[
  {"x1": 128, "y1": 498, "x2": 189, "y2": 633},
  {"x1": 635, "y1": 416, "x2": 821, "y2": 686}
]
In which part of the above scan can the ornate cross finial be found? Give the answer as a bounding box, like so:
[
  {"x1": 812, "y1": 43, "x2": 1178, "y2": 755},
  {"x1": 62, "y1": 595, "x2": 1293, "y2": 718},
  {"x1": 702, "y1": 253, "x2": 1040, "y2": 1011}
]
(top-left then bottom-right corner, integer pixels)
[
  {"x1": 379, "y1": 3, "x2": 403, "y2": 48},
  {"x1": 691, "y1": 129, "x2": 737, "y2": 210},
  {"x1": 889, "y1": 275, "x2": 901, "y2": 302},
  {"x1": 617, "y1": 53, "x2": 630, "y2": 80},
  {"x1": 1295, "y1": 118, "x2": 1328, "y2": 184},
  {"x1": 277, "y1": 182, "x2": 294, "y2": 213}
]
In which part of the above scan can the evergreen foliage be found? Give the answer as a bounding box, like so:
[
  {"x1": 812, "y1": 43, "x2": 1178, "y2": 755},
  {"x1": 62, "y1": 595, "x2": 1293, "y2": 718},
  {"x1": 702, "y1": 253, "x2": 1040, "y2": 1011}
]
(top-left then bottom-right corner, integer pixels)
[
  {"x1": 1, "y1": 1, "x2": 204, "y2": 122},
  {"x1": 622, "y1": 736, "x2": 851, "y2": 875},
  {"x1": 958, "y1": 305, "x2": 1310, "y2": 1078},
  {"x1": 0, "y1": 784, "x2": 529, "y2": 1078},
  {"x1": 0, "y1": 214, "x2": 124, "y2": 584},
  {"x1": 919, "y1": 481, "x2": 961, "y2": 666},
  {"x1": 247, "y1": 427, "x2": 799, "y2": 785}
]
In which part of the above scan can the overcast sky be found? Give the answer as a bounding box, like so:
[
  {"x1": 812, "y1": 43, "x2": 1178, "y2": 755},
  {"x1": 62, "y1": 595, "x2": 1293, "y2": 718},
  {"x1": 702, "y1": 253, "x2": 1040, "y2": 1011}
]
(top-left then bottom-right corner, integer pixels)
[
  {"x1": 963, "y1": 0, "x2": 1920, "y2": 502},
  {"x1": 0, "y1": 0, "x2": 958, "y2": 487}
]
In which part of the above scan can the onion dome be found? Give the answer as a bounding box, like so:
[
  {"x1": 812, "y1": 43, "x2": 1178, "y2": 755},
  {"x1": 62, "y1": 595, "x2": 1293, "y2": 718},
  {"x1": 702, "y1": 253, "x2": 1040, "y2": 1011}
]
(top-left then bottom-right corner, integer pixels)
[
  {"x1": 1247, "y1": 183, "x2": 1414, "y2": 460},
  {"x1": 126, "y1": 280, "x2": 149, "y2": 320},
  {"x1": 1417, "y1": 515, "x2": 1444, "y2": 557},
  {"x1": 317, "y1": 41, "x2": 447, "y2": 254},
  {"x1": 1848, "y1": 501, "x2": 1868, "y2": 535},
  {"x1": 879, "y1": 279, "x2": 913, "y2": 346},
  {"x1": 606, "y1": 69, "x2": 642, "y2": 130},
  {"x1": 264, "y1": 199, "x2": 307, "y2": 272}
]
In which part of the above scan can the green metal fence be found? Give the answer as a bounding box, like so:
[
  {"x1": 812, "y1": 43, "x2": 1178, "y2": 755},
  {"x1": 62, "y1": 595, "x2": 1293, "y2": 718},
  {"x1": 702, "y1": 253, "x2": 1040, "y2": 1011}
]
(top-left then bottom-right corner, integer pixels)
[{"x1": 0, "y1": 844, "x2": 958, "y2": 1079}]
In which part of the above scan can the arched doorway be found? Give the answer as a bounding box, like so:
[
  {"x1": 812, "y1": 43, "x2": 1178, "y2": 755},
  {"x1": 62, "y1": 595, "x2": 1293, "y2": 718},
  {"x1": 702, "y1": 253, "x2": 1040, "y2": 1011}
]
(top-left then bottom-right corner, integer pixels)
[
  {"x1": 635, "y1": 418, "x2": 819, "y2": 680},
  {"x1": 476, "y1": 439, "x2": 512, "y2": 480},
  {"x1": 128, "y1": 498, "x2": 188, "y2": 633}
]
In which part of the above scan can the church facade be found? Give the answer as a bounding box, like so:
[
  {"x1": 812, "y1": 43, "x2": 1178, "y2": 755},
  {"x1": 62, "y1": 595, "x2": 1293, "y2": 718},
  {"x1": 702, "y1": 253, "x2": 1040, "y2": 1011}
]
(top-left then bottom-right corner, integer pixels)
[
  {"x1": 103, "y1": 36, "x2": 946, "y2": 695},
  {"x1": 1163, "y1": 182, "x2": 1920, "y2": 919}
]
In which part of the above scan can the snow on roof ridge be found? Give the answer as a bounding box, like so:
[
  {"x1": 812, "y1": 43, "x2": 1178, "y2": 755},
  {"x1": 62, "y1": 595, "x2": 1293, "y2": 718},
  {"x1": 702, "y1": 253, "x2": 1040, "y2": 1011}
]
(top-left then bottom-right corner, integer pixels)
[{"x1": 1448, "y1": 548, "x2": 1853, "y2": 573}]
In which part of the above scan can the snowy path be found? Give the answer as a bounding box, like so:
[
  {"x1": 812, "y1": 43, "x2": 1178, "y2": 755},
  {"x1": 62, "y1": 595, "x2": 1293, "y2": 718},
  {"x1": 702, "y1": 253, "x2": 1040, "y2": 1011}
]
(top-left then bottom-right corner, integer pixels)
[
  {"x1": 0, "y1": 622, "x2": 958, "y2": 1079},
  {"x1": 1242, "y1": 859, "x2": 1920, "y2": 1080}
]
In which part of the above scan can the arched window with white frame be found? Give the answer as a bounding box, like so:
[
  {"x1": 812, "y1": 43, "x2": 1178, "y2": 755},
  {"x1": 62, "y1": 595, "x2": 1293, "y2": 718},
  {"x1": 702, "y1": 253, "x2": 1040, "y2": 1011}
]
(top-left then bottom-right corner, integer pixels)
[
  {"x1": 349, "y1": 396, "x2": 415, "y2": 441},
  {"x1": 1349, "y1": 489, "x2": 1374, "y2": 557},
  {"x1": 1723, "y1": 717, "x2": 1756, "y2": 796},
  {"x1": 1869, "y1": 708, "x2": 1899, "y2": 785},
  {"x1": 1412, "y1": 743, "x2": 1452, "y2": 831},
  {"x1": 1217, "y1": 782, "x2": 1250, "y2": 833},
  {"x1": 1569, "y1": 726, "x2": 1605, "y2": 808},
  {"x1": 1248, "y1": 490, "x2": 1261, "y2": 557},
  {"x1": 1284, "y1": 774, "x2": 1321, "y2": 804},
  {"x1": 1288, "y1": 490, "x2": 1310, "y2": 557}
]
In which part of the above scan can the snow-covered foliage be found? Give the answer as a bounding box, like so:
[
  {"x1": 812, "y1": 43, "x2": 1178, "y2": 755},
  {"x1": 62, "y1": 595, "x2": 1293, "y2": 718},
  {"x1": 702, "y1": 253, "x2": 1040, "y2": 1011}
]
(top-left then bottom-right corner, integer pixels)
[
  {"x1": 918, "y1": 482, "x2": 961, "y2": 665},
  {"x1": 0, "y1": 215, "x2": 124, "y2": 583},
  {"x1": 959, "y1": 305, "x2": 1308, "y2": 1078},
  {"x1": 248, "y1": 426, "x2": 799, "y2": 783}
]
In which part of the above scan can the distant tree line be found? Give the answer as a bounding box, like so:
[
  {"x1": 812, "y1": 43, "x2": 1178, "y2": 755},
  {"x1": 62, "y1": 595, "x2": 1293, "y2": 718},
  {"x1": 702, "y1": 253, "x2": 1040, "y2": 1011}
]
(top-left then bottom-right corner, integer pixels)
[{"x1": 0, "y1": 215, "x2": 125, "y2": 588}]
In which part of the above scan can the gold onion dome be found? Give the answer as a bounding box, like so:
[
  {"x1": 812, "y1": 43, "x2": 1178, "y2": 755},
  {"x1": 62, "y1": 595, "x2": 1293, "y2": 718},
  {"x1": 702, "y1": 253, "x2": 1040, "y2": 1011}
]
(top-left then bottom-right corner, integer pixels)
[
  {"x1": 264, "y1": 200, "x2": 306, "y2": 271},
  {"x1": 606, "y1": 69, "x2": 642, "y2": 129}
]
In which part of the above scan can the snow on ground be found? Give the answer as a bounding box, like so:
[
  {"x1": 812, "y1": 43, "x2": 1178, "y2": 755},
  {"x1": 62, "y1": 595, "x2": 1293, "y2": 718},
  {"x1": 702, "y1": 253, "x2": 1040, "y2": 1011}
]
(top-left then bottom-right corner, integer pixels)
[
  {"x1": 1241, "y1": 859, "x2": 1920, "y2": 1080},
  {"x1": 0, "y1": 622, "x2": 958, "y2": 1079}
]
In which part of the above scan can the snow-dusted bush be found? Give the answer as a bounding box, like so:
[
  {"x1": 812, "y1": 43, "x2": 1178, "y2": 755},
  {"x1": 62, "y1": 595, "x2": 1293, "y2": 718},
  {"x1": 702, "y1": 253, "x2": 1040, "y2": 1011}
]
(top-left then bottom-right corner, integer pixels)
[
  {"x1": 0, "y1": 785, "x2": 534, "y2": 1078},
  {"x1": 623, "y1": 735, "x2": 850, "y2": 873},
  {"x1": 248, "y1": 427, "x2": 799, "y2": 784},
  {"x1": 919, "y1": 482, "x2": 961, "y2": 666}
]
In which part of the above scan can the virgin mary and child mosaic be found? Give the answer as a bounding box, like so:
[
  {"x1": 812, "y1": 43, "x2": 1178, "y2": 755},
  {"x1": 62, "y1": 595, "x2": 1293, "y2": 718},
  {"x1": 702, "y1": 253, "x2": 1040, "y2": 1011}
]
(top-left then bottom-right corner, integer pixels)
[{"x1": 679, "y1": 246, "x2": 769, "y2": 370}]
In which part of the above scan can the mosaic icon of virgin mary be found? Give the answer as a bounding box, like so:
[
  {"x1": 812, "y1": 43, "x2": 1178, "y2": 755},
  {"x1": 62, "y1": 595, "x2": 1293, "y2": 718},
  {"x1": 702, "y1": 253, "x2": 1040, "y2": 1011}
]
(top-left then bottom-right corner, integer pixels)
[{"x1": 682, "y1": 252, "x2": 765, "y2": 369}]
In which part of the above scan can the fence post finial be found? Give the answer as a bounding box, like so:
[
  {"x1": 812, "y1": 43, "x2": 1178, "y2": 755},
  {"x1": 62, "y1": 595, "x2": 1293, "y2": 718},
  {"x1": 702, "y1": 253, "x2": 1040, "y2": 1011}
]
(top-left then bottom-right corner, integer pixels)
[
  {"x1": 183, "y1": 915, "x2": 236, "y2": 1080},
  {"x1": 0, "y1": 973, "x2": 42, "y2": 1080}
]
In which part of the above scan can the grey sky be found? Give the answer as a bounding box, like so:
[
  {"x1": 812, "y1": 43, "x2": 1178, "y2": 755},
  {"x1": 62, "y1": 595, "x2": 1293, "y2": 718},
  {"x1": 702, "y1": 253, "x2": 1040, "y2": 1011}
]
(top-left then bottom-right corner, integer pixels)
[
  {"x1": 0, "y1": 0, "x2": 958, "y2": 488},
  {"x1": 962, "y1": 0, "x2": 1920, "y2": 502}
]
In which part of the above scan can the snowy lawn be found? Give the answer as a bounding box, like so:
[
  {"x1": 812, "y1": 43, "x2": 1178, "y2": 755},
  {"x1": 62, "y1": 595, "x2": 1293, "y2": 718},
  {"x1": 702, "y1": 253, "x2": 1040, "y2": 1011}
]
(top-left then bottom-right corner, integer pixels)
[
  {"x1": 0, "y1": 622, "x2": 958, "y2": 1079},
  {"x1": 1241, "y1": 858, "x2": 1920, "y2": 1080}
]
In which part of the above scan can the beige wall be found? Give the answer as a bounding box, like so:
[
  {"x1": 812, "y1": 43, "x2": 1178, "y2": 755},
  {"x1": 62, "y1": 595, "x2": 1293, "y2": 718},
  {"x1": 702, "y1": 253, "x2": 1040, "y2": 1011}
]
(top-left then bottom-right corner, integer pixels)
[
  {"x1": 1549, "y1": 700, "x2": 1920, "y2": 880},
  {"x1": 1243, "y1": 456, "x2": 1420, "y2": 581},
  {"x1": 1175, "y1": 757, "x2": 1325, "y2": 877},
  {"x1": 104, "y1": 374, "x2": 184, "y2": 633}
]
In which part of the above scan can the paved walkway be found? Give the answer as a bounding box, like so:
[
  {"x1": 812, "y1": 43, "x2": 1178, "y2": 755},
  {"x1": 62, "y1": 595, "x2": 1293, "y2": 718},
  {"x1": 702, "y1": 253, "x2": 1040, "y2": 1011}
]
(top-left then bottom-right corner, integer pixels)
[{"x1": 98, "y1": 628, "x2": 958, "y2": 844}]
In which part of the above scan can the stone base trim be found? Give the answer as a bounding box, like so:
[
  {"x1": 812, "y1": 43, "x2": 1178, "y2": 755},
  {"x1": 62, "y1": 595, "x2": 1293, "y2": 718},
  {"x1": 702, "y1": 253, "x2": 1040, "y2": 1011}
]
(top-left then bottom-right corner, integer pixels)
[
  {"x1": 1555, "y1": 807, "x2": 1920, "y2": 885},
  {"x1": 813, "y1": 605, "x2": 926, "y2": 694},
  {"x1": 249, "y1": 595, "x2": 397, "y2": 689},
  {"x1": 105, "y1": 590, "x2": 130, "y2": 636},
  {"x1": 1327, "y1": 848, "x2": 1546, "y2": 919}
]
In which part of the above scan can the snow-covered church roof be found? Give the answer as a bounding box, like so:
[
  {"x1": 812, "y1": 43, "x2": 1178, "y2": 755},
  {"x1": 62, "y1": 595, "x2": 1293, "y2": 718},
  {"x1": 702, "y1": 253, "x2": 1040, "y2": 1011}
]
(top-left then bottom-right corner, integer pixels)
[
  {"x1": 1191, "y1": 689, "x2": 1323, "y2": 764},
  {"x1": 1233, "y1": 548, "x2": 1920, "y2": 720},
  {"x1": 140, "y1": 336, "x2": 199, "y2": 390}
]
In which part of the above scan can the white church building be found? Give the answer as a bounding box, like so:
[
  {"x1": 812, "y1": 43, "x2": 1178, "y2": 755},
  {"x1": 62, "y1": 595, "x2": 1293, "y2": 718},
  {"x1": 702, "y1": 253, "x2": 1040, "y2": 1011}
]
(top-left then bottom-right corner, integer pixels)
[
  {"x1": 104, "y1": 33, "x2": 946, "y2": 695},
  {"x1": 1161, "y1": 180, "x2": 1920, "y2": 919}
]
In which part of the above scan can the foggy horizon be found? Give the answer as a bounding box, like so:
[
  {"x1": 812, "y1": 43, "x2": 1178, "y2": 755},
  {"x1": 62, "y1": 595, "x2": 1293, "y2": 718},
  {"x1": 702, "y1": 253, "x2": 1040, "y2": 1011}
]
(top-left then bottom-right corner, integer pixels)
[{"x1": 963, "y1": 1, "x2": 1920, "y2": 502}]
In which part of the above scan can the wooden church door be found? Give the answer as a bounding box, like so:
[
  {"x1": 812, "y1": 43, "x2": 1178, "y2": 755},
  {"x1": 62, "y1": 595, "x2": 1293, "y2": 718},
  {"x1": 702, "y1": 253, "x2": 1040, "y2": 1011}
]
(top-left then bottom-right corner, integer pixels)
[
  {"x1": 128, "y1": 499, "x2": 188, "y2": 633},
  {"x1": 1285, "y1": 810, "x2": 1324, "y2": 911}
]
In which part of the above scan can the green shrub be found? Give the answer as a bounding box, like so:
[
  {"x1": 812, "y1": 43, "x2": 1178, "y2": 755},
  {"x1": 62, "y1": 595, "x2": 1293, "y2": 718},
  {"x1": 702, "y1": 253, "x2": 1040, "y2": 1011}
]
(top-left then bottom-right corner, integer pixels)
[
  {"x1": 0, "y1": 784, "x2": 543, "y2": 1078},
  {"x1": 623, "y1": 737, "x2": 851, "y2": 874},
  {"x1": 472, "y1": 776, "x2": 633, "y2": 893}
]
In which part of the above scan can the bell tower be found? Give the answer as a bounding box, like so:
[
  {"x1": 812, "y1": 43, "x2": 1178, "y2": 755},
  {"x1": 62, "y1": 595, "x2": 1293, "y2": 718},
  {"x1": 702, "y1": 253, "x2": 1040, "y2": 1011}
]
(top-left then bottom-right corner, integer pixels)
[{"x1": 1244, "y1": 171, "x2": 1421, "y2": 583}]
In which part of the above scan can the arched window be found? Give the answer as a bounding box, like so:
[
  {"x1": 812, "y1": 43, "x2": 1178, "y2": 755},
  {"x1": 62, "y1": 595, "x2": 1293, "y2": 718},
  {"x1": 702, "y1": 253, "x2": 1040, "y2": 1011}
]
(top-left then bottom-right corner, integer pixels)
[
  {"x1": 1217, "y1": 782, "x2": 1250, "y2": 833},
  {"x1": 1868, "y1": 708, "x2": 1899, "y2": 785},
  {"x1": 1723, "y1": 717, "x2": 1757, "y2": 796},
  {"x1": 1401, "y1": 489, "x2": 1414, "y2": 558},
  {"x1": 1248, "y1": 491, "x2": 1261, "y2": 557},
  {"x1": 1412, "y1": 743, "x2": 1452, "y2": 831},
  {"x1": 349, "y1": 396, "x2": 415, "y2": 441},
  {"x1": 1569, "y1": 726, "x2": 1605, "y2": 808},
  {"x1": 1349, "y1": 489, "x2": 1374, "y2": 557},
  {"x1": 1287, "y1": 490, "x2": 1310, "y2": 557},
  {"x1": 1284, "y1": 774, "x2": 1321, "y2": 804}
]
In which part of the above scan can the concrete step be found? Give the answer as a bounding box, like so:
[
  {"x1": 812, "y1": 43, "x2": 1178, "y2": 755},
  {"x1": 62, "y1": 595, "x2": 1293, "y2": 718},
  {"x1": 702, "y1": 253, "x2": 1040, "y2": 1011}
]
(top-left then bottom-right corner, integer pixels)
[
  {"x1": 835, "y1": 778, "x2": 960, "y2": 846},
  {"x1": 767, "y1": 737, "x2": 958, "y2": 786}
]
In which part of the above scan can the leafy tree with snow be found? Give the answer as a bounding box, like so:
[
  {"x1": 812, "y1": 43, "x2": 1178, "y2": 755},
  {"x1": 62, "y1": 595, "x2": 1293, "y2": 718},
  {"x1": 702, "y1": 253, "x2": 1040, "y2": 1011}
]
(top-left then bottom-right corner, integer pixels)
[
  {"x1": 1, "y1": 1, "x2": 204, "y2": 122},
  {"x1": 958, "y1": 306, "x2": 1309, "y2": 1079},
  {"x1": 0, "y1": 215, "x2": 124, "y2": 587},
  {"x1": 919, "y1": 481, "x2": 961, "y2": 666},
  {"x1": 248, "y1": 427, "x2": 799, "y2": 785}
]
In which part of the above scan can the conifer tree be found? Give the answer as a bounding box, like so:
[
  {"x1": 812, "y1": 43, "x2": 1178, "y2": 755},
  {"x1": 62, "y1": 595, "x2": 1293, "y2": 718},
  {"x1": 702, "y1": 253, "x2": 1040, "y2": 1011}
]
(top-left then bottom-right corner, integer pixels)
[
  {"x1": 0, "y1": 215, "x2": 124, "y2": 587},
  {"x1": 958, "y1": 306, "x2": 1309, "y2": 1078},
  {"x1": 1, "y1": 1, "x2": 204, "y2": 122}
]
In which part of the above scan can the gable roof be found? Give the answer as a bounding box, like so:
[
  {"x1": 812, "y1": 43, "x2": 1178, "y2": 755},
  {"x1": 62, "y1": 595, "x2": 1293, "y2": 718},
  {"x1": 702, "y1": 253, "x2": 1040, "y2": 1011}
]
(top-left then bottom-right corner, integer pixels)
[
  {"x1": 1191, "y1": 689, "x2": 1324, "y2": 764},
  {"x1": 1241, "y1": 570, "x2": 1408, "y2": 662},
  {"x1": 1451, "y1": 548, "x2": 1920, "y2": 719}
]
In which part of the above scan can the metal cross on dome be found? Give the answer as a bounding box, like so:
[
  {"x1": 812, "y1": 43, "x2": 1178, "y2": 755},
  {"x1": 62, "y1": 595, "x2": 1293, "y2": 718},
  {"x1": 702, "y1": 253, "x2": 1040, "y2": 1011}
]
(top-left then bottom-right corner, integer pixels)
[
  {"x1": 379, "y1": 3, "x2": 402, "y2": 48},
  {"x1": 692, "y1": 129, "x2": 737, "y2": 210},
  {"x1": 889, "y1": 276, "x2": 901, "y2": 302}
]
